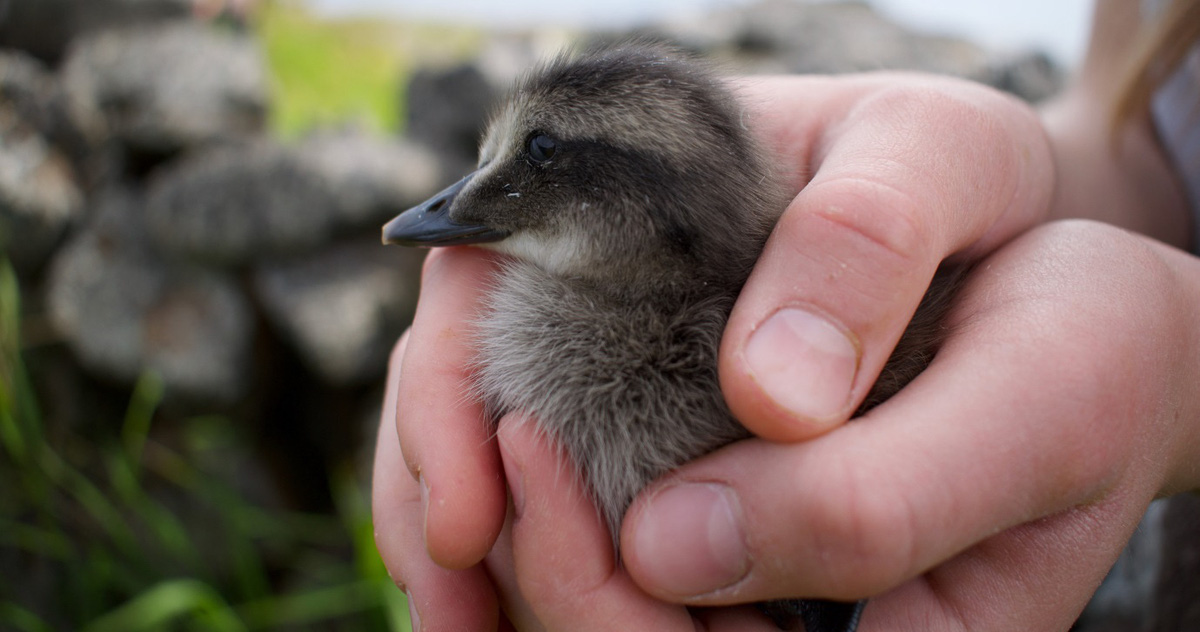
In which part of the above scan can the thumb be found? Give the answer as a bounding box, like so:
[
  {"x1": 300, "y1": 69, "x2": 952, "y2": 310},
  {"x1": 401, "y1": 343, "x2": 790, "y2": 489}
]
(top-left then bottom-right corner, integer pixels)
[{"x1": 721, "y1": 75, "x2": 1053, "y2": 440}]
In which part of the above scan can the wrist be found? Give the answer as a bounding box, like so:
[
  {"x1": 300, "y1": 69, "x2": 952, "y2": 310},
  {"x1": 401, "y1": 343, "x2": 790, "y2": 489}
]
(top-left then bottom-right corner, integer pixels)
[{"x1": 1040, "y1": 91, "x2": 1192, "y2": 248}]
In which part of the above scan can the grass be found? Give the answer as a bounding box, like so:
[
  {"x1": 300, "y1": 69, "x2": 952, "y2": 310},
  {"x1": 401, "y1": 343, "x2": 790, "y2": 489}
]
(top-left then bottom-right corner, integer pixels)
[
  {"x1": 0, "y1": 257, "x2": 411, "y2": 631},
  {"x1": 0, "y1": 5, "x2": 488, "y2": 628},
  {"x1": 254, "y1": 0, "x2": 484, "y2": 138}
]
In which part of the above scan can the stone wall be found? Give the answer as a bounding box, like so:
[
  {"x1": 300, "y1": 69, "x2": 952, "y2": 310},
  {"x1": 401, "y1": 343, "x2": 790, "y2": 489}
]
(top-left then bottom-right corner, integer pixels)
[
  {"x1": 3, "y1": 6, "x2": 437, "y2": 410},
  {"x1": 2, "y1": 0, "x2": 1066, "y2": 422},
  {"x1": 14, "y1": 6, "x2": 1152, "y2": 613}
]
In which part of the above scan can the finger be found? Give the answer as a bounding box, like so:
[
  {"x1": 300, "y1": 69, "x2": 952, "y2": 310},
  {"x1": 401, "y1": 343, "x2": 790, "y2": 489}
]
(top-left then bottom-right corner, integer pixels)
[
  {"x1": 373, "y1": 363, "x2": 501, "y2": 631},
  {"x1": 396, "y1": 247, "x2": 508, "y2": 568},
  {"x1": 483, "y1": 496, "x2": 545, "y2": 632},
  {"x1": 860, "y1": 488, "x2": 1146, "y2": 631},
  {"x1": 722, "y1": 74, "x2": 1055, "y2": 440},
  {"x1": 495, "y1": 416, "x2": 698, "y2": 632},
  {"x1": 627, "y1": 223, "x2": 1175, "y2": 602},
  {"x1": 485, "y1": 420, "x2": 778, "y2": 632}
]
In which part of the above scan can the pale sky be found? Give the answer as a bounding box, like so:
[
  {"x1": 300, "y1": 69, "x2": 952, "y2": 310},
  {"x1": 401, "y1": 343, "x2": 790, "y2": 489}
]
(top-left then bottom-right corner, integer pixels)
[{"x1": 304, "y1": 0, "x2": 1093, "y2": 67}]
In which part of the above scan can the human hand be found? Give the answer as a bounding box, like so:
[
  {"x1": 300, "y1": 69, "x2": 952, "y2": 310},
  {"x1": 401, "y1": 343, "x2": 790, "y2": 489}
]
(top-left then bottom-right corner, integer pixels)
[
  {"x1": 618, "y1": 219, "x2": 1200, "y2": 630},
  {"x1": 372, "y1": 72, "x2": 1065, "y2": 629},
  {"x1": 383, "y1": 220, "x2": 1200, "y2": 630},
  {"x1": 373, "y1": 329, "x2": 793, "y2": 631},
  {"x1": 372, "y1": 248, "x2": 507, "y2": 630}
]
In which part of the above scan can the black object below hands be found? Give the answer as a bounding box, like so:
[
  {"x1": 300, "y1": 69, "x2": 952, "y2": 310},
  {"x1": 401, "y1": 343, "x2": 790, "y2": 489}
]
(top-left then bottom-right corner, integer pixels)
[{"x1": 759, "y1": 598, "x2": 867, "y2": 632}]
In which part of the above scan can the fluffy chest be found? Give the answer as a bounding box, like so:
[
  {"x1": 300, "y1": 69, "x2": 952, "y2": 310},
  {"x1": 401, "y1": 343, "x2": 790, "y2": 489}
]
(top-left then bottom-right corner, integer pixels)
[{"x1": 472, "y1": 261, "x2": 750, "y2": 534}]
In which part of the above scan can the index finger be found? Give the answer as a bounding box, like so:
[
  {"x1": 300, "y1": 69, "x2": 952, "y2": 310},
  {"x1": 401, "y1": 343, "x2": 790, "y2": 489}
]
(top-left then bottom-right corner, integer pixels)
[
  {"x1": 395, "y1": 246, "x2": 508, "y2": 569},
  {"x1": 722, "y1": 74, "x2": 1055, "y2": 440}
]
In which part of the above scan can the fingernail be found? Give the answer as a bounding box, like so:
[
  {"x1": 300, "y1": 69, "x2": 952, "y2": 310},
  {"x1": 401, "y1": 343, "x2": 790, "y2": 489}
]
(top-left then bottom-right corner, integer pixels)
[
  {"x1": 745, "y1": 307, "x2": 858, "y2": 421},
  {"x1": 406, "y1": 591, "x2": 421, "y2": 632},
  {"x1": 631, "y1": 483, "x2": 748, "y2": 596}
]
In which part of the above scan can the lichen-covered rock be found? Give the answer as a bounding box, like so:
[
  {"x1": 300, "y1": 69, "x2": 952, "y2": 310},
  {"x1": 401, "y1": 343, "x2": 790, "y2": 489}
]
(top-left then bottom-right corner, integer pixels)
[
  {"x1": 0, "y1": 50, "x2": 56, "y2": 135},
  {"x1": 974, "y1": 51, "x2": 1066, "y2": 104},
  {"x1": 404, "y1": 63, "x2": 497, "y2": 173},
  {"x1": 0, "y1": 95, "x2": 82, "y2": 270},
  {"x1": 651, "y1": 0, "x2": 1063, "y2": 101},
  {"x1": 0, "y1": 0, "x2": 192, "y2": 65},
  {"x1": 296, "y1": 129, "x2": 442, "y2": 229},
  {"x1": 47, "y1": 189, "x2": 254, "y2": 402},
  {"x1": 60, "y1": 20, "x2": 269, "y2": 152},
  {"x1": 145, "y1": 140, "x2": 337, "y2": 265},
  {"x1": 253, "y1": 240, "x2": 424, "y2": 385},
  {"x1": 652, "y1": 0, "x2": 986, "y2": 76}
]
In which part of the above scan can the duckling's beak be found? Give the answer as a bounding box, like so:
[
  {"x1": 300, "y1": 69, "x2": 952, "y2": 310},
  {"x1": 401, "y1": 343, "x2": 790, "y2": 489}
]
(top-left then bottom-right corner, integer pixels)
[{"x1": 382, "y1": 172, "x2": 511, "y2": 247}]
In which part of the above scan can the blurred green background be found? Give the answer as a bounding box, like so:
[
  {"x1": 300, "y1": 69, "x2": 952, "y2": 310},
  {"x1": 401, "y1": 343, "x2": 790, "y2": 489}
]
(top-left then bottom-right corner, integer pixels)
[
  {"x1": 0, "y1": 1, "x2": 480, "y2": 629},
  {"x1": 1, "y1": 258, "x2": 410, "y2": 632},
  {"x1": 257, "y1": 0, "x2": 481, "y2": 137},
  {"x1": 0, "y1": 1, "x2": 1080, "y2": 629}
]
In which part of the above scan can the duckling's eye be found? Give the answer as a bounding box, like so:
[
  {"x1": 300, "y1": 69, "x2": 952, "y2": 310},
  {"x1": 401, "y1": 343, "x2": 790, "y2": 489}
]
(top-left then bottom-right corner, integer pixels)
[{"x1": 527, "y1": 134, "x2": 557, "y2": 163}]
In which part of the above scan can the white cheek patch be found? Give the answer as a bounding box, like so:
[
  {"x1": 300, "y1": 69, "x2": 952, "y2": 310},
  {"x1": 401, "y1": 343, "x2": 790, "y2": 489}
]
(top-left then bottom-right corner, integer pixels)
[
  {"x1": 483, "y1": 229, "x2": 591, "y2": 277},
  {"x1": 479, "y1": 100, "x2": 525, "y2": 167}
]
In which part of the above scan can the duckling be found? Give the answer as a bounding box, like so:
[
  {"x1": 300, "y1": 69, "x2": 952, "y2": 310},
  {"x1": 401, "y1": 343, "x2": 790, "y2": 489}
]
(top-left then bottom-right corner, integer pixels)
[{"x1": 384, "y1": 41, "x2": 960, "y2": 632}]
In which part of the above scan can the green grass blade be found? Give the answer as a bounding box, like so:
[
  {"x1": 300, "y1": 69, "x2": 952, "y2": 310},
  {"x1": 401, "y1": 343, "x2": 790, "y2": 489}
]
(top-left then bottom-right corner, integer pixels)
[
  {"x1": 0, "y1": 602, "x2": 54, "y2": 632},
  {"x1": 237, "y1": 580, "x2": 381, "y2": 629},
  {"x1": 82, "y1": 579, "x2": 248, "y2": 632},
  {"x1": 378, "y1": 580, "x2": 411, "y2": 632},
  {"x1": 0, "y1": 258, "x2": 38, "y2": 463},
  {"x1": 123, "y1": 372, "x2": 165, "y2": 468},
  {"x1": 0, "y1": 518, "x2": 73, "y2": 560},
  {"x1": 36, "y1": 446, "x2": 140, "y2": 556}
]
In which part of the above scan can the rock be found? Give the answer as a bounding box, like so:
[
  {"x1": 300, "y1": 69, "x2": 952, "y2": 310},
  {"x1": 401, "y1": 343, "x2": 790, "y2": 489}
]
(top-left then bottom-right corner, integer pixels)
[
  {"x1": 144, "y1": 140, "x2": 338, "y2": 265},
  {"x1": 0, "y1": 81, "x2": 83, "y2": 270},
  {"x1": 296, "y1": 128, "x2": 442, "y2": 229},
  {"x1": 655, "y1": 0, "x2": 1054, "y2": 85},
  {"x1": 0, "y1": 50, "x2": 55, "y2": 134},
  {"x1": 253, "y1": 240, "x2": 424, "y2": 385},
  {"x1": 0, "y1": 0, "x2": 191, "y2": 65},
  {"x1": 46, "y1": 189, "x2": 254, "y2": 402},
  {"x1": 60, "y1": 20, "x2": 269, "y2": 153},
  {"x1": 145, "y1": 130, "x2": 443, "y2": 266},
  {"x1": 404, "y1": 63, "x2": 497, "y2": 173},
  {"x1": 974, "y1": 51, "x2": 1065, "y2": 104}
]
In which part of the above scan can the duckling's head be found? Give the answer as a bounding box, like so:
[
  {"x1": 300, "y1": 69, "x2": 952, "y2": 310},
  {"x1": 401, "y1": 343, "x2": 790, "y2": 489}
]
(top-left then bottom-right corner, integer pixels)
[{"x1": 384, "y1": 42, "x2": 781, "y2": 294}]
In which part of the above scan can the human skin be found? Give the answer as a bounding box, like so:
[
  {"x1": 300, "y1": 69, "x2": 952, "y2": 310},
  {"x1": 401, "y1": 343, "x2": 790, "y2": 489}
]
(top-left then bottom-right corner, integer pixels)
[
  {"x1": 371, "y1": 1, "x2": 1200, "y2": 629},
  {"x1": 372, "y1": 224, "x2": 1200, "y2": 632}
]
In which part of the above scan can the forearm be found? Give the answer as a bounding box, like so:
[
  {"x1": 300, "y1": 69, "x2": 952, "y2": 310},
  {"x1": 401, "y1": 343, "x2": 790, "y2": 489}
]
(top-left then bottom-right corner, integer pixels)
[
  {"x1": 1040, "y1": 94, "x2": 1192, "y2": 248},
  {"x1": 1039, "y1": 0, "x2": 1193, "y2": 249}
]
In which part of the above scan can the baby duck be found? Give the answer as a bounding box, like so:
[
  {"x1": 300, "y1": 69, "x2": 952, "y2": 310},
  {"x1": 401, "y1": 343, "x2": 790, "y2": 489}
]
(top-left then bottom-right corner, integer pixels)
[{"x1": 384, "y1": 41, "x2": 957, "y2": 632}]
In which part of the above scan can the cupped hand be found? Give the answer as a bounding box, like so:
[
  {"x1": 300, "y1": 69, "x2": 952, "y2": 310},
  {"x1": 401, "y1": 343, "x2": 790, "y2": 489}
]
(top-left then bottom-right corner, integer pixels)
[
  {"x1": 377, "y1": 220, "x2": 1200, "y2": 630},
  {"x1": 372, "y1": 248, "x2": 507, "y2": 630},
  {"x1": 371, "y1": 72, "x2": 1073, "y2": 629},
  {"x1": 620, "y1": 220, "x2": 1200, "y2": 630},
  {"x1": 396, "y1": 220, "x2": 1200, "y2": 631},
  {"x1": 721, "y1": 73, "x2": 1054, "y2": 439}
]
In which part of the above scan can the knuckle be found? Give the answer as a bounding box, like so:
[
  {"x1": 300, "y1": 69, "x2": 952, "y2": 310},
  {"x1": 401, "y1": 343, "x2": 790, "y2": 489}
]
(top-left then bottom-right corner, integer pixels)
[
  {"x1": 801, "y1": 174, "x2": 931, "y2": 272},
  {"x1": 852, "y1": 79, "x2": 1041, "y2": 223},
  {"x1": 860, "y1": 79, "x2": 1020, "y2": 144},
  {"x1": 806, "y1": 453, "x2": 920, "y2": 595}
]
